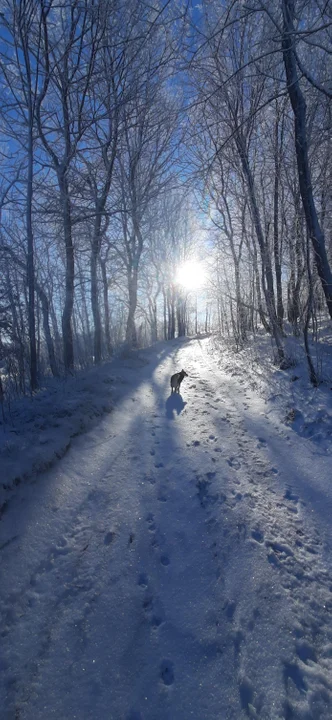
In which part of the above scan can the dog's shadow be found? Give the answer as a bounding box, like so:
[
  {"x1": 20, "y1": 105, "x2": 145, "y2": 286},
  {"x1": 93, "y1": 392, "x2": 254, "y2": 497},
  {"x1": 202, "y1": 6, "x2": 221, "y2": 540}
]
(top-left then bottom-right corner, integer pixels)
[{"x1": 165, "y1": 393, "x2": 187, "y2": 420}]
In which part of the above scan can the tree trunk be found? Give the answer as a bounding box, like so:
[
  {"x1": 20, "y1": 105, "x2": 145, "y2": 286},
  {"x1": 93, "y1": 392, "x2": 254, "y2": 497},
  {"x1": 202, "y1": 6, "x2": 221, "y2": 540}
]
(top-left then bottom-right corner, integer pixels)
[
  {"x1": 167, "y1": 287, "x2": 176, "y2": 339},
  {"x1": 177, "y1": 297, "x2": 186, "y2": 336},
  {"x1": 3, "y1": 245, "x2": 58, "y2": 378},
  {"x1": 59, "y1": 173, "x2": 74, "y2": 372},
  {"x1": 163, "y1": 289, "x2": 167, "y2": 341},
  {"x1": 27, "y1": 122, "x2": 38, "y2": 390},
  {"x1": 91, "y1": 243, "x2": 102, "y2": 363},
  {"x1": 238, "y1": 141, "x2": 284, "y2": 362},
  {"x1": 6, "y1": 265, "x2": 25, "y2": 394},
  {"x1": 303, "y1": 230, "x2": 318, "y2": 386},
  {"x1": 100, "y1": 257, "x2": 112, "y2": 357},
  {"x1": 37, "y1": 284, "x2": 58, "y2": 377},
  {"x1": 126, "y1": 269, "x2": 138, "y2": 346},
  {"x1": 273, "y1": 115, "x2": 284, "y2": 330},
  {"x1": 282, "y1": 0, "x2": 332, "y2": 320}
]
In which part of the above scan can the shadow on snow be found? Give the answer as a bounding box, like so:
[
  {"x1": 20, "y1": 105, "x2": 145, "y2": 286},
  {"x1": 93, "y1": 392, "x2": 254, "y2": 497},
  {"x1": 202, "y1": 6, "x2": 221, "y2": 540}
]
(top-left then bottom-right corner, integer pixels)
[{"x1": 165, "y1": 393, "x2": 187, "y2": 420}]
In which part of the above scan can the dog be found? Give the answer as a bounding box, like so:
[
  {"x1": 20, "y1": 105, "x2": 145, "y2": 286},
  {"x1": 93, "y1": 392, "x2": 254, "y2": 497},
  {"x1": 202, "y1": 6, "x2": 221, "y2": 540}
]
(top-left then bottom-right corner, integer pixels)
[{"x1": 170, "y1": 369, "x2": 188, "y2": 394}]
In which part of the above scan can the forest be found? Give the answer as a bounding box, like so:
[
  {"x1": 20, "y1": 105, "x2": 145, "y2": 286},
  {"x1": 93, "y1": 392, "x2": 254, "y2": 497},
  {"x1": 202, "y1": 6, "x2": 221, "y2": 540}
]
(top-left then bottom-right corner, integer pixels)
[{"x1": 0, "y1": 0, "x2": 331, "y2": 399}]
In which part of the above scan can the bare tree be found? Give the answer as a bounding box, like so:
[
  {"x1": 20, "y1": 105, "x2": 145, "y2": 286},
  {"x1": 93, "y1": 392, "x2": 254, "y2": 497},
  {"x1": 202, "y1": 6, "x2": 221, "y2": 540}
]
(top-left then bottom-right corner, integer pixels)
[
  {"x1": 35, "y1": 0, "x2": 104, "y2": 371},
  {"x1": 281, "y1": 0, "x2": 332, "y2": 319},
  {"x1": 116, "y1": 82, "x2": 178, "y2": 346}
]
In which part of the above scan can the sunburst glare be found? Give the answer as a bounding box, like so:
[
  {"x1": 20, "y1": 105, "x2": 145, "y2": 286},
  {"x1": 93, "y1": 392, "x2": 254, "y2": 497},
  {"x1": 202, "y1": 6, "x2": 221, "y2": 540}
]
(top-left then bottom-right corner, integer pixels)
[{"x1": 175, "y1": 260, "x2": 207, "y2": 291}]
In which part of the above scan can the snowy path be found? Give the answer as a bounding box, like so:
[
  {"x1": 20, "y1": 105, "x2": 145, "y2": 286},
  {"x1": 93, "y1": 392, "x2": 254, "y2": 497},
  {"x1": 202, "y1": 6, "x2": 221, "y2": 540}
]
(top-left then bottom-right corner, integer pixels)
[{"x1": 1, "y1": 338, "x2": 332, "y2": 720}]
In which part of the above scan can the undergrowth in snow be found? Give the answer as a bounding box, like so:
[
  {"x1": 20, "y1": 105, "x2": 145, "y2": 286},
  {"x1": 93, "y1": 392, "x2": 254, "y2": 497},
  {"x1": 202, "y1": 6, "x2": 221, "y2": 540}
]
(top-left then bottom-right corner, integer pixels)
[
  {"x1": 0, "y1": 361, "x2": 121, "y2": 509},
  {"x1": 209, "y1": 329, "x2": 332, "y2": 455}
]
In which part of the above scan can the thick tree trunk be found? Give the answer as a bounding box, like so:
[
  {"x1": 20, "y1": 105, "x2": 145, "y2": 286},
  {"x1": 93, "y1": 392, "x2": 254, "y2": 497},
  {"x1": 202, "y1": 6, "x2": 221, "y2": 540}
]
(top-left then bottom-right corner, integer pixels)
[{"x1": 282, "y1": 0, "x2": 332, "y2": 320}]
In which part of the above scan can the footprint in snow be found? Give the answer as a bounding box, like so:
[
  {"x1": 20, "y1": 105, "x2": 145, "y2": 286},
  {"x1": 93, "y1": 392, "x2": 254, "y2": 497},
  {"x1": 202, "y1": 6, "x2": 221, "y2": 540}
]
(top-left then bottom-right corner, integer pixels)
[
  {"x1": 257, "y1": 437, "x2": 267, "y2": 448},
  {"x1": 227, "y1": 457, "x2": 241, "y2": 470},
  {"x1": 155, "y1": 461, "x2": 164, "y2": 468},
  {"x1": 160, "y1": 659, "x2": 175, "y2": 686},
  {"x1": 138, "y1": 573, "x2": 148, "y2": 588},
  {"x1": 196, "y1": 477, "x2": 219, "y2": 508},
  {"x1": 296, "y1": 640, "x2": 317, "y2": 664},
  {"x1": 284, "y1": 487, "x2": 299, "y2": 503},
  {"x1": 151, "y1": 534, "x2": 160, "y2": 549},
  {"x1": 151, "y1": 613, "x2": 164, "y2": 628},
  {"x1": 143, "y1": 595, "x2": 154, "y2": 613},
  {"x1": 239, "y1": 677, "x2": 256, "y2": 715},
  {"x1": 146, "y1": 512, "x2": 155, "y2": 527},
  {"x1": 251, "y1": 529, "x2": 264, "y2": 544},
  {"x1": 283, "y1": 661, "x2": 307, "y2": 694},
  {"x1": 160, "y1": 554, "x2": 170, "y2": 566},
  {"x1": 104, "y1": 531, "x2": 115, "y2": 546},
  {"x1": 267, "y1": 540, "x2": 293, "y2": 566},
  {"x1": 142, "y1": 590, "x2": 165, "y2": 629},
  {"x1": 222, "y1": 599, "x2": 236, "y2": 621}
]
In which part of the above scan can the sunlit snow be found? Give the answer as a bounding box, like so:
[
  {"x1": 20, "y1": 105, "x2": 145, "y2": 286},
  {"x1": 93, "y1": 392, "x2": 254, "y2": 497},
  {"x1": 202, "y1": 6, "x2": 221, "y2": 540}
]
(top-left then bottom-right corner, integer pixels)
[{"x1": 1, "y1": 336, "x2": 332, "y2": 719}]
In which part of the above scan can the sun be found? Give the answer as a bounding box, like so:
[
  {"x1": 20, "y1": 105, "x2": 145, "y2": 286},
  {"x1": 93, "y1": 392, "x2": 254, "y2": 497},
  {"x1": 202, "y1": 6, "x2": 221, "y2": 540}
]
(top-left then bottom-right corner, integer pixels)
[{"x1": 175, "y1": 260, "x2": 206, "y2": 291}]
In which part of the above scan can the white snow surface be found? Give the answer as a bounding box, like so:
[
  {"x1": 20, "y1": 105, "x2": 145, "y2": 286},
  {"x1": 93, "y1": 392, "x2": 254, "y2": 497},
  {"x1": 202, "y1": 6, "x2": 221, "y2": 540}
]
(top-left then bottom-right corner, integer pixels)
[{"x1": 1, "y1": 335, "x2": 332, "y2": 720}]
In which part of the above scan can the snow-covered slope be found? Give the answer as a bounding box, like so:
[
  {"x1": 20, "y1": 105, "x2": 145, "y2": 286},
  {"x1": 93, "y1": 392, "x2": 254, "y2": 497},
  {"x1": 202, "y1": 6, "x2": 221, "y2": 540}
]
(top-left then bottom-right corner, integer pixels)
[{"x1": 1, "y1": 336, "x2": 332, "y2": 719}]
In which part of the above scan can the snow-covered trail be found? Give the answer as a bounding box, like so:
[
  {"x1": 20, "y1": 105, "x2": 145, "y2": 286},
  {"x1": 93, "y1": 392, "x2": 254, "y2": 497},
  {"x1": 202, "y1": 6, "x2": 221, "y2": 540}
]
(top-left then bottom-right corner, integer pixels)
[{"x1": 1, "y1": 338, "x2": 332, "y2": 720}]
